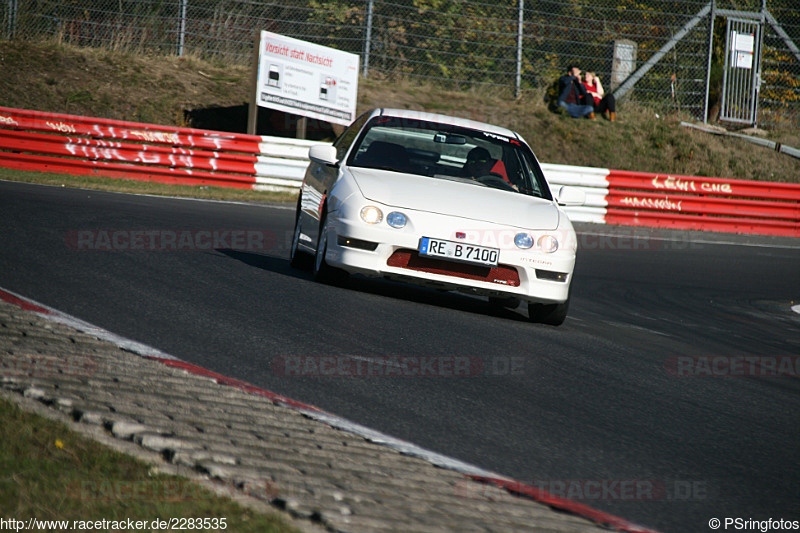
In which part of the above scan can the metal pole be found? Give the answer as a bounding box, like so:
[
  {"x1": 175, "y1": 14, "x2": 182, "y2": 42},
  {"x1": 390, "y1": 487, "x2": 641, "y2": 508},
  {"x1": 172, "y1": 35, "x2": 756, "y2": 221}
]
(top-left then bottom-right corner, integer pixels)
[
  {"x1": 754, "y1": 6, "x2": 766, "y2": 128},
  {"x1": 7, "y1": 0, "x2": 18, "y2": 39},
  {"x1": 515, "y1": 0, "x2": 523, "y2": 98},
  {"x1": 297, "y1": 117, "x2": 308, "y2": 140},
  {"x1": 247, "y1": 30, "x2": 261, "y2": 136},
  {"x1": 614, "y1": 2, "x2": 711, "y2": 101},
  {"x1": 703, "y1": 0, "x2": 716, "y2": 124},
  {"x1": 178, "y1": 0, "x2": 187, "y2": 57},
  {"x1": 764, "y1": 11, "x2": 800, "y2": 65},
  {"x1": 363, "y1": 0, "x2": 374, "y2": 78}
]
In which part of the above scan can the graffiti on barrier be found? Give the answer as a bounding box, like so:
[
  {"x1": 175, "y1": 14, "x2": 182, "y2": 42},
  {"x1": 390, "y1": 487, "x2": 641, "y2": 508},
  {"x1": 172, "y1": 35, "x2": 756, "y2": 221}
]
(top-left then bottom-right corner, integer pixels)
[
  {"x1": 130, "y1": 130, "x2": 181, "y2": 145},
  {"x1": 652, "y1": 176, "x2": 733, "y2": 194},
  {"x1": 620, "y1": 196, "x2": 683, "y2": 211},
  {"x1": 46, "y1": 121, "x2": 76, "y2": 133}
]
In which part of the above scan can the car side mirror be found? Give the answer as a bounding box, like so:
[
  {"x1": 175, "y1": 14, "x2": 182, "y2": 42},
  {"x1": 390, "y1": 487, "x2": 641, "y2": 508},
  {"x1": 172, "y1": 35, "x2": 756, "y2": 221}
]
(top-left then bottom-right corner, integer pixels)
[
  {"x1": 556, "y1": 186, "x2": 586, "y2": 206},
  {"x1": 308, "y1": 145, "x2": 338, "y2": 167}
]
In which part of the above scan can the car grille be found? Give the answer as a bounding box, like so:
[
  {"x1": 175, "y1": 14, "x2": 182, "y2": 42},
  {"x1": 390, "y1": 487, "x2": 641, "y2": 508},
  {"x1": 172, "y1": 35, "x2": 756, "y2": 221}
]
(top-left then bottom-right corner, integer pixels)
[{"x1": 387, "y1": 249, "x2": 520, "y2": 287}]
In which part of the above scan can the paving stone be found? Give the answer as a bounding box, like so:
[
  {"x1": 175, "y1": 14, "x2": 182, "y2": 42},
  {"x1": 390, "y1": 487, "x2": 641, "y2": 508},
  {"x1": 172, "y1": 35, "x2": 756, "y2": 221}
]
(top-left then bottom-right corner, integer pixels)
[
  {"x1": 134, "y1": 433, "x2": 202, "y2": 454},
  {"x1": 110, "y1": 420, "x2": 151, "y2": 439},
  {"x1": 22, "y1": 386, "x2": 46, "y2": 400},
  {"x1": 76, "y1": 410, "x2": 106, "y2": 425}
]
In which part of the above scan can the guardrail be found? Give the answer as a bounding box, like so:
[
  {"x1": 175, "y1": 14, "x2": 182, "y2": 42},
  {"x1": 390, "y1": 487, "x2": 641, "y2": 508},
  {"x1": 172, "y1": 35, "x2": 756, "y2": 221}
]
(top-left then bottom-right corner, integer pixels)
[
  {"x1": 1, "y1": 106, "x2": 798, "y2": 237},
  {"x1": 0, "y1": 106, "x2": 313, "y2": 189},
  {"x1": 541, "y1": 163, "x2": 609, "y2": 224},
  {"x1": 606, "y1": 170, "x2": 800, "y2": 237}
]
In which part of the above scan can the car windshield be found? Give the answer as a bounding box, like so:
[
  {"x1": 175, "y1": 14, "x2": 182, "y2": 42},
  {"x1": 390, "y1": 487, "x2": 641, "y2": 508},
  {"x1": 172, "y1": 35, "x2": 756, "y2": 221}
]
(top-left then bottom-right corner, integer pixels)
[{"x1": 347, "y1": 115, "x2": 552, "y2": 199}]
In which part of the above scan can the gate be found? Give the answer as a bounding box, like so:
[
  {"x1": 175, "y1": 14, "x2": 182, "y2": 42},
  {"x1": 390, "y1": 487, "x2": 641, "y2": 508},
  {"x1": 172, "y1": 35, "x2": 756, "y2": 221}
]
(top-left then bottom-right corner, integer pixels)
[{"x1": 720, "y1": 17, "x2": 763, "y2": 125}]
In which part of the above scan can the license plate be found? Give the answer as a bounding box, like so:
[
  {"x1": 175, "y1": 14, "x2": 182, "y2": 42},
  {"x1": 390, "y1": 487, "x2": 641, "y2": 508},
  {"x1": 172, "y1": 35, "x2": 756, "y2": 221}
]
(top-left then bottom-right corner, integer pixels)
[{"x1": 419, "y1": 237, "x2": 499, "y2": 267}]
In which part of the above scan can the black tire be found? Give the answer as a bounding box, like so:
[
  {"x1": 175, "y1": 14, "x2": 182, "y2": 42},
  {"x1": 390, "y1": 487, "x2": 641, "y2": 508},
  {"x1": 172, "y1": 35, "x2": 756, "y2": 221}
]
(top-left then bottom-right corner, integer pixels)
[
  {"x1": 312, "y1": 213, "x2": 347, "y2": 284},
  {"x1": 528, "y1": 296, "x2": 569, "y2": 326},
  {"x1": 289, "y1": 208, "x2": 308, "y2": 269}
]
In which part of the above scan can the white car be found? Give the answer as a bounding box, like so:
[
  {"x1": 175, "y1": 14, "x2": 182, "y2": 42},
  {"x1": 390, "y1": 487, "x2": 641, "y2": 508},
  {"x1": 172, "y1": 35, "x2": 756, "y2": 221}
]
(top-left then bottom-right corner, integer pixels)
[{"x1": 290, "y1": 108, "x2": 584, "y2": 325}]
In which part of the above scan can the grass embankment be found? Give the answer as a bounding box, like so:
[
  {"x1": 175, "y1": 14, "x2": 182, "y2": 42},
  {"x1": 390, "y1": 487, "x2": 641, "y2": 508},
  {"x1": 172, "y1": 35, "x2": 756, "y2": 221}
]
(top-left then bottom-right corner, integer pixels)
[
  {"x1": 0, "y1": 38, "x2": 798, "y2": 198},
  {"x1": 0, "y1": 398, "x2": 298, "y2": 532}
]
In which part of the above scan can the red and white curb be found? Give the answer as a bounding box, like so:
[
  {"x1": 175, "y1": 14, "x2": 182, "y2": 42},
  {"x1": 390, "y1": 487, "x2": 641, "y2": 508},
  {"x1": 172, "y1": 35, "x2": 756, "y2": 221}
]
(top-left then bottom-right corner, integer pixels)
[{"x1": 0, "y1": 286, "x2": 659, "y2": 533}]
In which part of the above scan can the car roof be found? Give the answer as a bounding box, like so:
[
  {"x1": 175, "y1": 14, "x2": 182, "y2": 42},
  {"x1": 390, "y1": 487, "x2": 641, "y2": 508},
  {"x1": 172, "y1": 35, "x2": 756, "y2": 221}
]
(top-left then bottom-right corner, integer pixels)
[{"x1": 376, "y1": 108, "x2": 519, "y2": 140}]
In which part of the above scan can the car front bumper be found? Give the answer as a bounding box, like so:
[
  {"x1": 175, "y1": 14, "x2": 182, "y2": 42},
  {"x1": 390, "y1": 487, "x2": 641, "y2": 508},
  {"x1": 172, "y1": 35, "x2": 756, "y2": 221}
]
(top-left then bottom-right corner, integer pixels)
[{"x1": 323, "y1": 207, "x2": 576, "y2": 304}]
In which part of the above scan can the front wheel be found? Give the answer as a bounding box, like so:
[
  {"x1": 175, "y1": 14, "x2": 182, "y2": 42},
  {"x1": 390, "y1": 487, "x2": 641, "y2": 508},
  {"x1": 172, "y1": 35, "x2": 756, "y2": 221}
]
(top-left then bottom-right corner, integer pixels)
[
  {"x1": 289, "y1": 210, "x2": 308, "y2": 269},
  {"x1": 528, "y1": 296, "x2": 569, "y2": 326},
  {"x1": 313, "y1": 214, "x2": 347, "y2": 285}
]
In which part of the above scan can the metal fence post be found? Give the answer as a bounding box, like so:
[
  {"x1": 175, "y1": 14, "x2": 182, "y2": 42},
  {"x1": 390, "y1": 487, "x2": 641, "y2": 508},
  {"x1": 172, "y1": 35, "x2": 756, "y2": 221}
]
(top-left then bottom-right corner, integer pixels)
[
  {"x1": 703, "y1": 0, "x2": 716, "y2": 124},
  {"x1": 363, "y1": 0, "x2": 373, "y2": 78},
  {"x1": 6, "y1": 0, "x2": 18, "y2": 39},
  {"x1": 515, "y1": 0, "x2": 523, "y2": 98},
  {"x1": 178, "y1": 0, "x2": 187, "y2": 57}
]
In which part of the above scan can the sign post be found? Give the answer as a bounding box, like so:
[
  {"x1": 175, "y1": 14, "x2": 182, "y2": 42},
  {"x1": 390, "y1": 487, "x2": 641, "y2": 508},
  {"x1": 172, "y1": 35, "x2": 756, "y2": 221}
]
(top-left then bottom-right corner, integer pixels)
[{"x1": 248, "y1": 31, "x2": 359, "y2": 137}]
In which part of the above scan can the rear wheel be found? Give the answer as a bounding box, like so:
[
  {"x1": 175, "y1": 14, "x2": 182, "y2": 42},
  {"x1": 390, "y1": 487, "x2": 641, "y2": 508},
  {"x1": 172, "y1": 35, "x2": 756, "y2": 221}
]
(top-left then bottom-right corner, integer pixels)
[{"x1": 528, "y1": 295, "x2": 569, "y2": 326}]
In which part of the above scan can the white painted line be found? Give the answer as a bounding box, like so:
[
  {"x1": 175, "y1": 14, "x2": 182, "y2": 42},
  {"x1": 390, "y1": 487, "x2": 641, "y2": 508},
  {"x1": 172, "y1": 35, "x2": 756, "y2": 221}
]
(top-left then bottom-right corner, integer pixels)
[
  {"x1": 295, "y1": 408, "x2": 511, "y2": 479},
  {"x1": 0, "y1": 286, "x2": 180, "y2": 361}
]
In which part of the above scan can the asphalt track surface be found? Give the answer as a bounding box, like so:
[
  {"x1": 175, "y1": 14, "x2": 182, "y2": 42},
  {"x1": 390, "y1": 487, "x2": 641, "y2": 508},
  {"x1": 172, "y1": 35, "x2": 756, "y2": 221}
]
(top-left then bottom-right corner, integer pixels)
[{"x1": 2, "y1": 179, "x2": 799, "y2": 532}]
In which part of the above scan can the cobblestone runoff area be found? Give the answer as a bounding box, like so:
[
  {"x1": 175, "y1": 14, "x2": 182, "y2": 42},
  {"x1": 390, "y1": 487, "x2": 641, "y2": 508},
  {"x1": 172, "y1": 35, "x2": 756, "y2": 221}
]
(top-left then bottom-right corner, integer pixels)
[{"x1": 0, "y1": 298, "x2": 618, "y2": 533}]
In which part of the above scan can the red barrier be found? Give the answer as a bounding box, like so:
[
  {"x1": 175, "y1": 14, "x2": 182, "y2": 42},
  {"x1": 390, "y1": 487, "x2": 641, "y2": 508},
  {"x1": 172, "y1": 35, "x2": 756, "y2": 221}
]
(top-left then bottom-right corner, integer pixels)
[
  {"x1": 608, "y1": 170, "x2": 800, "y2": 202},
  {"x1": 607, "y1": 191, "x2": 799, "y2": 220},
  {"x1": 0, "y1": 129, "x2": 259, "y2": 174},
  {"x1": 606, "y1": 170, "x2": 800, "y2": 237},
  {"x1": 0, "y1": 151, "x2": 257, "y2": 188},
  {"x1": 0, "y1": 106, "x2": 264, "y2": 188},
  {"x1": 0, "y1": 106, "x2": 263, "y2": 153}
]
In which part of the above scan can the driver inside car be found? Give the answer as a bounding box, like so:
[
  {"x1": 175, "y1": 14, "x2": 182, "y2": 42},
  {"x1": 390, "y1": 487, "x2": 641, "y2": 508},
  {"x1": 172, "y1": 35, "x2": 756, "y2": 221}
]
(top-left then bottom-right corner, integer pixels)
[{"x1": 461, "y1": 147, "x2": 516, "y2": 190}]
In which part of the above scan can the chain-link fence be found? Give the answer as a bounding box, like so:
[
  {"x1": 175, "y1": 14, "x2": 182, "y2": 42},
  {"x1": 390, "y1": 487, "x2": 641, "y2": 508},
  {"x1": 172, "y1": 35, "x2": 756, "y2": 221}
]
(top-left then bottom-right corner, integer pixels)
[{"x1": 3, "y1": 0, "x2": 799, "y2": 128}]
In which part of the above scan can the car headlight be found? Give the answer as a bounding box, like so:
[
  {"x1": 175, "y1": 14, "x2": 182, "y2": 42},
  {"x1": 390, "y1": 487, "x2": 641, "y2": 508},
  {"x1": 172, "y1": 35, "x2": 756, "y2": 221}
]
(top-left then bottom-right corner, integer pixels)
[
  {"x1": 514, "y1": 233, "x2": 533, "y2": 249},
  {"x1": 360, "y1": 205, "x2": 383, "y2": 224},
  {"x1": 538, "y1": 234, "x2": 559, "y2": 253},
  {"x1": 387, "y1": 211, "x2": 407, "y2": 228}
]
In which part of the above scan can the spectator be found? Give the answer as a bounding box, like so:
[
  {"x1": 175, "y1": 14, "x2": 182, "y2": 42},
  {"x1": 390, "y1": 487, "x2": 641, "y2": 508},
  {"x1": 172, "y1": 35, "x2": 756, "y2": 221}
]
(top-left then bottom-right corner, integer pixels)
[
  {"x1": 583, "y1": 71, "x2": 616, "y2": 122},
  {"x1": 557, "y1": 65, "x2": 595, "y2": 119}
]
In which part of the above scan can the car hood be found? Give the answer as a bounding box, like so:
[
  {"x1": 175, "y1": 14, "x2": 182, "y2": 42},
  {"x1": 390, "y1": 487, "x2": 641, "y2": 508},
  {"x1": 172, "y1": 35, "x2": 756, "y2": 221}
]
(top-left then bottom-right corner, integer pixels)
[{"x1": 349, "y1": 168, "x2": 560, "y2": 230}]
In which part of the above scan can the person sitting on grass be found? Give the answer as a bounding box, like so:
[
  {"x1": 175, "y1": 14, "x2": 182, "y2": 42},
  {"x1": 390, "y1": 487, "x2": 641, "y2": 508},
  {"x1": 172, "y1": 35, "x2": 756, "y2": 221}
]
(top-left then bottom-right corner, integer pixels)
[
  {"x1": 582, "y1": 71, "x2": 617, "y2": 122},
  {"x1": 557, "y1": 65, "x2": 595, "y2": 119}
]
